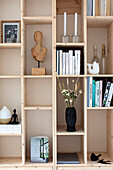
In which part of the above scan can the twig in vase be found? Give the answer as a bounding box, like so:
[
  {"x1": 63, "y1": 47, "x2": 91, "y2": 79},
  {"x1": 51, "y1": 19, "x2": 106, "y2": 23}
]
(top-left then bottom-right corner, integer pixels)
[
  {"x1": 67, "y1": 78, "x2": 69, "y2": 89},
  {"x1": 72, "y1": 80, "x2": 75, "y2": 91},
  {"x1": 75, "y1": 89, "x2": 83, "y2": 105},
  {"x1": 57, "y1": 77, "x2": 63, "y2": 93},
  {"x1": 62, "y1": 82, "x2": 65, "y2": 89}
]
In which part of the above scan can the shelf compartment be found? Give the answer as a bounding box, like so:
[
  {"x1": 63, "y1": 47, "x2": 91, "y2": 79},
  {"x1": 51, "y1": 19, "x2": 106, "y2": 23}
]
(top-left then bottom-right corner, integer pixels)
[
  {"x1": 23, "y1": 75, "x2": 52, "y2": 79},
  {"x1": 87, "y1": 152, "x2": 113, "y2": 166},
  {"x1": 24, "y1": 105, "x2": 52, "y2": 110},
  {"x1": 0, "y1": 157, "x2": 22, "y2": 167},
  {"x1": 0, "y1": 43, "x2": 21, "y2": 49},
  {"x1": 87, "y1": 16, "x2": 113, "y2": 28},
  {"x1": 56, "y1": 43, "x2": 85, "y2": 47},
  {"x1": 25, "y1": 158, "x2": 53, "y2": 167},
  {"x1": 23, "y1": 16, "x2": 52, "y2": 25},
  {"x1": 57, "y1": 125, "x2": 84, "y2": 136}
]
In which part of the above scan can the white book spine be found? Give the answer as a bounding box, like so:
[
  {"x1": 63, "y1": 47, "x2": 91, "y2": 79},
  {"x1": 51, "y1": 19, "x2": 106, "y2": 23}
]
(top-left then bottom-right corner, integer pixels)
[
  {"x1": 89, "y1": 77, "x2": 93, "y2": 107},
  {"x1": 60, "y1": 50, "x2": 63, "y2": 75},
  {"x1": 100, "y1": 0, "x2": 106, "y2": 16},
  {"x1": 99, "y1": 80, "x2": 103, "y2": 107},
  {"x1": 62, "y1": 52, "x2": 66, "y2": 75},
  {"x1": 69, "y1": 50, "x2": 73, "y2": 75},
  {"x1": 105, "y1": 83, "x2": 113, "y2": 107},
  {"x1": 66, "y1": 53, "x2": 69, "y2": 75},
  {"x1": 72, "y1": 55, "x2": 74, "y2": 75},
  {"x1": 75, "y1": 50, "x2": 80, "y2": 75},
  {"x1": 74, "y1": 55, "x2": 76, "y2": 75},
  {"x1": 93, "y1": 0, "x2": 95, "y2": 16}
]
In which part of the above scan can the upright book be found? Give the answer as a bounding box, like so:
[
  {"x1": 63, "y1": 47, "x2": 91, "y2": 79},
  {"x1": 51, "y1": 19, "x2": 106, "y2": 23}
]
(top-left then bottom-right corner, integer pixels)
[{"x1": 103, "y1": 82, "x2": 111, "y2": 106}]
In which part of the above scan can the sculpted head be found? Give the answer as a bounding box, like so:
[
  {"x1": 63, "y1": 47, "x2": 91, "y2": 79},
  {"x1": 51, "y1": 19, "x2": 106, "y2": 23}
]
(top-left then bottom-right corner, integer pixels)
[{"x1": 34, "y1": 31, "x2": 43, "y2": 43}]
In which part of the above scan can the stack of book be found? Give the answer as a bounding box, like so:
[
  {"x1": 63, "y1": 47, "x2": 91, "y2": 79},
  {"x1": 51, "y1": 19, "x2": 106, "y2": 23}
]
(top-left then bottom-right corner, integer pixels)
[
  {"x1": 87, "y1": 0, "x2": 113, "y2": 16},
  {"x1": 87, "y1": 77, "x2": 113, "y2": 107},
  {"x1": 56, "y1": 50, "x2": 81, "y2": 75}
]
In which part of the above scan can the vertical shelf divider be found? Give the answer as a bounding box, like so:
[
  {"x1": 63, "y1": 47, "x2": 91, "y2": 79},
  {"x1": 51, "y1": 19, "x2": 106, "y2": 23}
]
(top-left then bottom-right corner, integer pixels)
[{"x1": 21, "y1": 0, "x2": 26, "y2": 165}]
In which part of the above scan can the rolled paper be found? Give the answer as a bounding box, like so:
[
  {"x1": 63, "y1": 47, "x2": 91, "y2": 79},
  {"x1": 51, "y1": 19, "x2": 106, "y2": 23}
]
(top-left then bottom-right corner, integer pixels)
[
  {"x1": 64, "y1": 12, "x2": 67, "y2": 36},
  {"x1": 75, "y1": 13, "x2": 77, "y2": 36}
]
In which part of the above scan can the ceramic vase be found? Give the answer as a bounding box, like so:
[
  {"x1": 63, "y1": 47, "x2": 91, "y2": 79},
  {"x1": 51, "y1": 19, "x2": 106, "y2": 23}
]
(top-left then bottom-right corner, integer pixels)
[
  {"x1": 65, "y1": 107, "x2": 76, "y2": 132},
  {"x1": 0, "y1": 106, "x2": 12, "y2": 124}
]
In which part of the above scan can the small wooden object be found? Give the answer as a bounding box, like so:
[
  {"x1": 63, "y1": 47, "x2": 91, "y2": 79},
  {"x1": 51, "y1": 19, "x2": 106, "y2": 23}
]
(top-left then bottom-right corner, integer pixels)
[
  {"x1": 32, "y1": 68, "x2": 46, "y2": 75},
  {"x1": 31, "y1": 31, "x2": 47, "y2": 75}
]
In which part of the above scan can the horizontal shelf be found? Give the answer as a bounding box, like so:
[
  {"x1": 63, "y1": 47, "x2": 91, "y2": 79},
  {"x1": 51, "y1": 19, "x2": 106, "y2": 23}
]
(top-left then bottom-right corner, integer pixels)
[
  {"x1": 23, "y1": 16, "x2": 52, "y2": 24},
  {"x1": 23, "y1": 75, "x2": 52, "y2": 78},
  {"x1": 56, "y1": 75, "x2": 85, "y2": 78},
  {"x1": 25, "y1": 158, "x2": 53, "y2": 167},
  {"x1": 87, "y1": 152, "x2": 113, "y2": 167},
  {"x1": 56, "y1": 43, "x2": 84, "y2": 47},
  {"x1": 0, "y1": 75, "x2": 21, "y2": 79},
  {"x1": 0, "y1": 43, "x2": 21, "y2": 49},
  {"x1": 24, "y1": 105, "x2": 52, "y2": 110},
  {"x1": 57, "y1": 125, "x2": 85, "y2": 136},
  {"x1": 0, "y1": 157, "x2": 22, "y2": 167},
  {"x1": 87, "y1": 16, "x2": 113, "y2": 28},
  {"x1": 57, "y1": 153, "x2": 84, "y2": 166},
  {"x1": 87, "y1": 74, "x2": 113, "y2": 77},
  {"x1": 0, "y1": 133, "x2": 22, "y2": 136},
  {"x1": 87, "y1": 107, "x2": 113, "y2": 110}
]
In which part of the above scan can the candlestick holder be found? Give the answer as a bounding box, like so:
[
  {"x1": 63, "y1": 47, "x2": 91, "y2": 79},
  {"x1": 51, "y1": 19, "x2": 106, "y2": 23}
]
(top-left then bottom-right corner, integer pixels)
[
  {"x1": 71, "y1": 34, "x2": 80, "y2": 43},
  {"x1": 61, "y1": 35, "x2": 70, "y2": 43}
]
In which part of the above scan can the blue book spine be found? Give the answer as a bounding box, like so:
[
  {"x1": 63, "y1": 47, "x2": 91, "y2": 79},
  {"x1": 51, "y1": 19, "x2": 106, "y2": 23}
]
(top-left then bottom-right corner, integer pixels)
[
  {"x1": 92, "y1": 80, "x2": 96, "y2": 107},
  {"x1": 87, "y1": 77, "x2": 90, "y2": 107}
]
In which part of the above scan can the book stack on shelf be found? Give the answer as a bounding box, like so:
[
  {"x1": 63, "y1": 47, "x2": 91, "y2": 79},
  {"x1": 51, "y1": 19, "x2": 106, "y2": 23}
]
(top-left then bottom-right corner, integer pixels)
[
  {"x1": 87, "y1": 0, "x2": 113, "y2": 16},
  {"x1": 56, "y1": 50, "x2": 81, "y2": 75},
  {"x1": 87, "y1": 77, "x2": 113, "y2": 107}
]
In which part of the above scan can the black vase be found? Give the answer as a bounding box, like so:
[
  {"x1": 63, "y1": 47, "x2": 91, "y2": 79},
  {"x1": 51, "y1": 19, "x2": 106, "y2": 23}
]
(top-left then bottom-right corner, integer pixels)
[{"x1": 65, "y1": 107, "x2": 76, "y2": 132}]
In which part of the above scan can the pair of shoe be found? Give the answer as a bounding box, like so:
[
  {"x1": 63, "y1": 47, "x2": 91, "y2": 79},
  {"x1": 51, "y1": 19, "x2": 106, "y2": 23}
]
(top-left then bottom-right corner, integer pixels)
[{"x1": 90, "y1": 153, "x2": 111, "y2": 164}]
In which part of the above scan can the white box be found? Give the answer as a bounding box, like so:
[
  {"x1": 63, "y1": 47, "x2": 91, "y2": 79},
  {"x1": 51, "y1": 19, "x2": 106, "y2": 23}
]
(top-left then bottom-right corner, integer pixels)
[{"x1": 0, "y1": 123, "x2": 21, "y2": 134}]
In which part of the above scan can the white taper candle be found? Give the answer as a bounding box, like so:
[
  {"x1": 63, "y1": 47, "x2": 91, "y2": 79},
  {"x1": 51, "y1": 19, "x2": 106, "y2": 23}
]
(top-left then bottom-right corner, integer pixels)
[
  {"x1": 75, "y1": 13, "x2": 77, "y2": 35},
  {"x1": 64, "y1": 12, "x2": 67, "y2": 36}
]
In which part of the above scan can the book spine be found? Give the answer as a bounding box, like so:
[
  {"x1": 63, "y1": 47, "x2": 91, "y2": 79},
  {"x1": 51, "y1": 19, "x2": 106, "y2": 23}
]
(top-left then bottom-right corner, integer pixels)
[
  {"x1": 87, "y1": 77, "x2": 90, "y2": 107},
  {"x1": 92, "y1": 79, "x2": 96, "y2": 107},
  {"x1": 56, "y1": 50, "x2": 58, "y2": 74},
  {"x1": 69, "y1": 50, "x2": 73, "y2": 75},
  {"x1": 103, "y1": 82, "x2": 111, "y2": 106},
  {"x1": 72, "y1": 55, "x2": 74, "y2": 75},
  {"x1": 66, "y1": 52, "x2": 69, "y2": 75},
  {"x1": 96, "y1": 81, "x2": 99, "y2": 107},
  {"x1": 74, "y1": 55, "x2": 76, "y2": 75},
  {"x1": 99, "y1": 80, "x2": 103, "y2": 107},
  {"x1": 111, "y1": 0, "x2": 113, "y2": 16},
  {"x1": 105, "y1": 83, "x2": 113, "y2": 107},
  {"x1": 93, "y1": 0, "x2": 95, "y2": 16},
  {"x1": 57, "y1": 50, "x2": 60, "y2": 75},
  {"x1": 95, "y1": 0, "x2": 99, "y2": 16},
  {"x1": 89, "y1": 77, "x2": 93, "y2": 107},
  {"x1": 78, "y1": 51, "x2": 80, "y2": 75},
  {"x1": 62, "y1": 52, "x2": 66, "y2": 75},
  {"x1": 98, "y1": 0, "x2": 100, "y2": 15},
  {"x1": 106, "y1": 0, "x2": 110, "y2": 16},
  {"x1": 60, "y1": 50, "x2": 63, "y2": 75},
  {"x1": 75, "y1": 50, "x2": 80, "y2": 75},
  {"x1": 100, "y1": 0, "x2": 106, "y2": 16},
  {"x1": 87, "y1": 0, "x2": 93, "y2": 16}
]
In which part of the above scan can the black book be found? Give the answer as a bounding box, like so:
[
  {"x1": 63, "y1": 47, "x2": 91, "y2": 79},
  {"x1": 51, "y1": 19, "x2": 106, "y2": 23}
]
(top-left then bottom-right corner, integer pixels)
[{"x1": 57, "y1": 153, "x2": 79, "y2": 164}]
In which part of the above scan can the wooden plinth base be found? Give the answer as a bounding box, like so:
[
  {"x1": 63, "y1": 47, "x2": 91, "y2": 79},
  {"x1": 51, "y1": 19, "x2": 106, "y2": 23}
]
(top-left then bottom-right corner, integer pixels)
[{"x1": 32, "y1": 68, "x2": 46, "y2": 75}]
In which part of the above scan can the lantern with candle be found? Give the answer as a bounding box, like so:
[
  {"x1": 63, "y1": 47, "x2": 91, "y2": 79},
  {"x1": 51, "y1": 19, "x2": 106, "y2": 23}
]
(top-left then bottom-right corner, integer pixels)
[
  {"x1": 71, "y1": 13, "x2": 80, "y2": 43},
  {"x1": 61, "y1": 12, "x2": 70, "y2": 43}
]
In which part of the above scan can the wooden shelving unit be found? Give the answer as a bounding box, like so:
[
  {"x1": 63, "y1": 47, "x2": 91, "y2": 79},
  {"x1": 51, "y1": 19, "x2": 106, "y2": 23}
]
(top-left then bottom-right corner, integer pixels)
[{"x1": 0, "y1": 0, "x2": 113, "y2": 169}]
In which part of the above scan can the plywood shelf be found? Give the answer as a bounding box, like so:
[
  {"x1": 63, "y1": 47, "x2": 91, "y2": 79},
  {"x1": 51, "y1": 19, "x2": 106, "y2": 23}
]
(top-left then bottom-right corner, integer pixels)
[
  {"x1": 87, "y1": 16, "x2": 113, "y2": 28},
  {"x1": 56, "y1": 43, "x2": 84, "y2": 47},
  {"x1": 57, "y1": 125, "x2": 85, "y2": 136},
  {"x1": 87, "y1": 74, "x2": 113, "y2": 77},
  {"x1": 23, "y1": 16, "x2": 52, "y2": 24},
  {"x1": 24, "y1": 105, "x2": 52, "y2": 110},
  {"x1": 0, "y1": 43, "x2": 21, "y2": 49},
  {"x1": 87, "y1": 107, "x2": 113, "y2": 110},
  {"x1": 0, "y1": 76, "x2": 21, "y2": 79},
  {"x1": 23, "y1": 75, "x2": 52, "y2": 78},
  {"x1": 0, "y1": 157, "x2": 22, "y2": 167},
  {"x1": 56, "y1": 75, "x2": 85, "y2": 78},
  {"x1": 25, "y1": 158, "x2": 53, "y2": 167},
  {"x1": 0, "y1": 134, "x2": 22, "y2": 136}
]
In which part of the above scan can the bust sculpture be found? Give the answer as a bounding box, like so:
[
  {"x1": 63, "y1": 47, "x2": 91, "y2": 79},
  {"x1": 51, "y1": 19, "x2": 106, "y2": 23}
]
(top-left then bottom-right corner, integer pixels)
[{"x1": 31, "y1": 31, "x2": 47, "y2": 75}]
